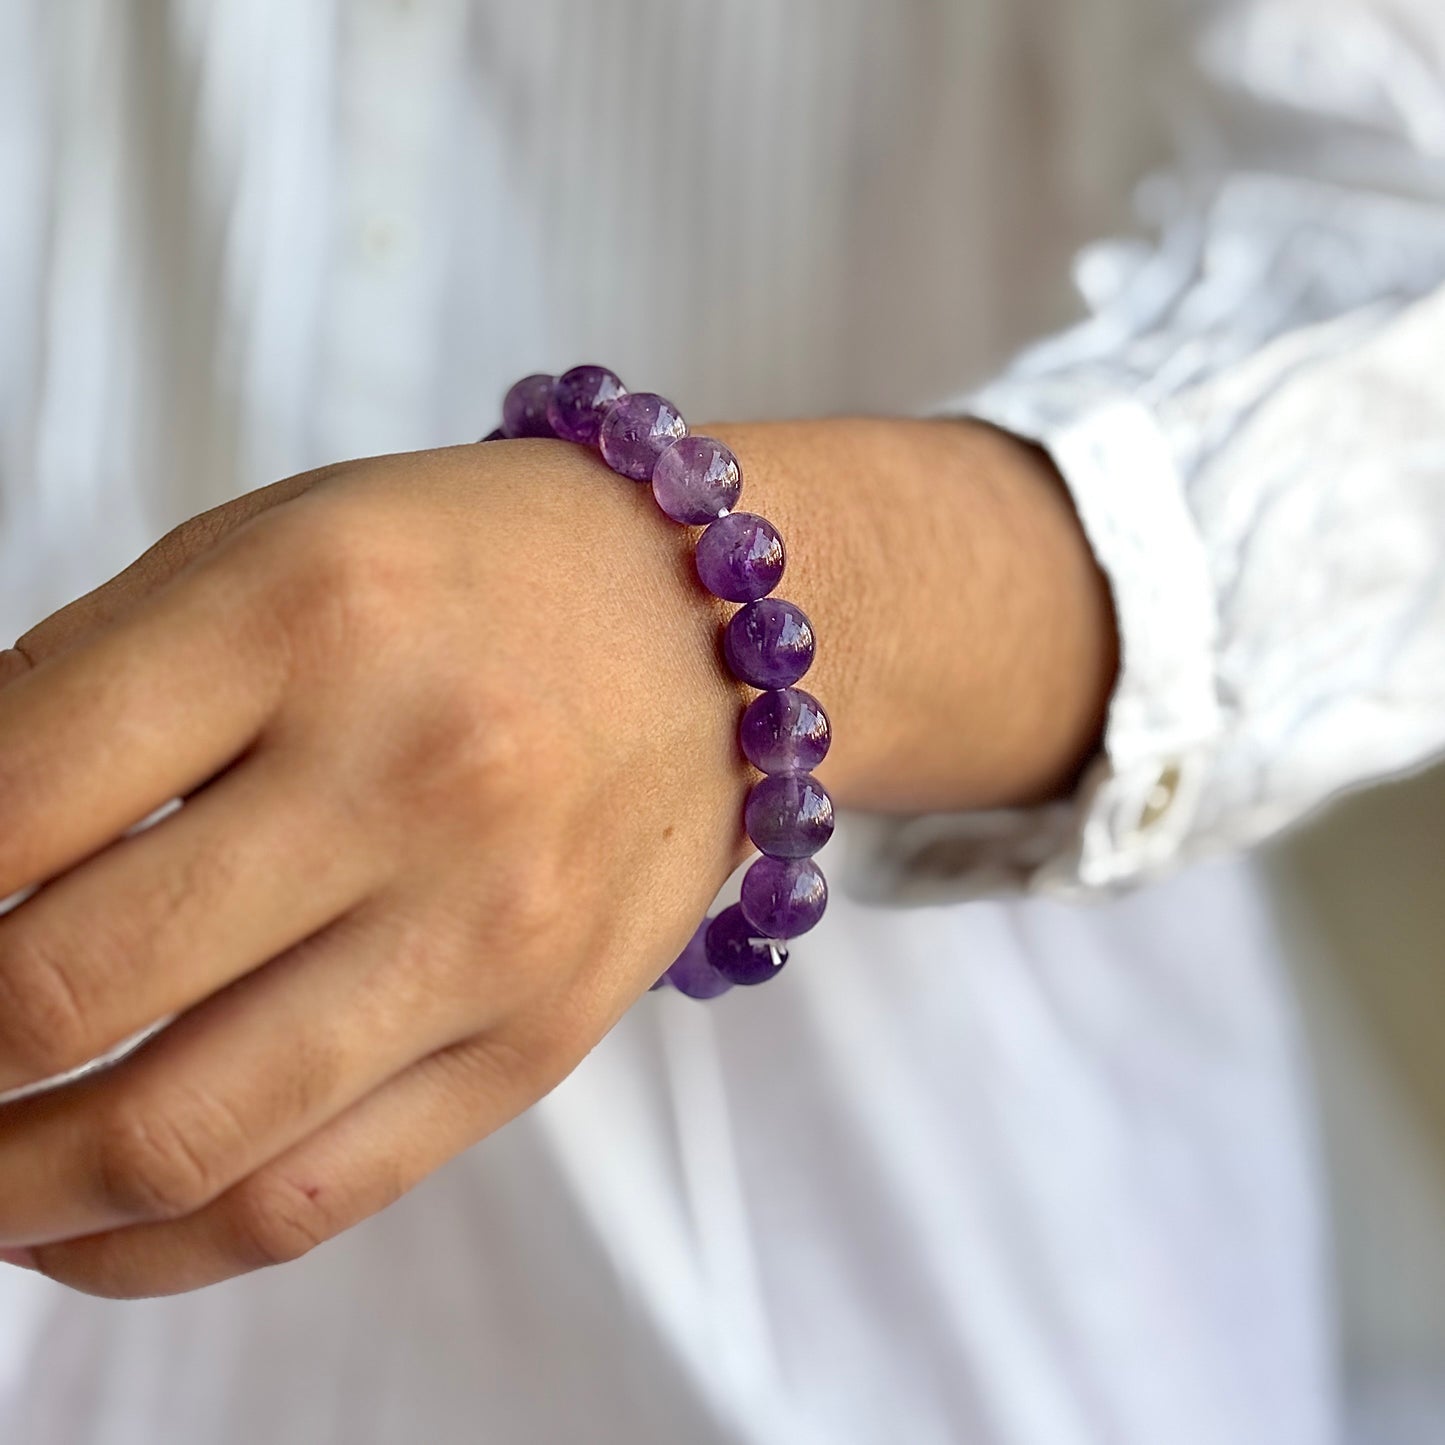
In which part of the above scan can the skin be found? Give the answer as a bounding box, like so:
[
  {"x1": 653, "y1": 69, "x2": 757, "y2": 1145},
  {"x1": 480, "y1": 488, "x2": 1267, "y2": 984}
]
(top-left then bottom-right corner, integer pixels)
[{"x1": 0, "y1": 417, "x2": 1116, "y2": 1297}]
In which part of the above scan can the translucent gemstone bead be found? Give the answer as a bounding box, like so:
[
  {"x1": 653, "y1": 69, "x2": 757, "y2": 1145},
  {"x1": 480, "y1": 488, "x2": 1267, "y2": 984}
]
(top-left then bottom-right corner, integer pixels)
[
  {"x1": 740, "y1": 856, "x2": 828, "y2": 938},
  {"x1": 666, "y1": 920, "x2": 733, "y2": 999},
  {"x1": 745, "y1": 772, "x2": 835, "y2": 858},
  {"x1": 599, "y1": 393, "x2": 687, "y2": 480},
  {"x1": 501, "y1": 374, "x2": 557, "y2": 438},
  {"x1": 651, "y1": 436, "x2": 742, "y2": 524},
  {"x1": 705, "y1": 904, "x2": 789, "y2": 986},
  {"x1": 695, "y1": 512, "x2": 785, "y2": 603},
  {"x1": 739, "y1": 687, "x2": 830, "y2": 774},
  {"x1": 547, "y1": 365, "x2": 626, "y2": 445},
  {"x1": 723, "y1": 598, "x2": 815, "y2": 689}
]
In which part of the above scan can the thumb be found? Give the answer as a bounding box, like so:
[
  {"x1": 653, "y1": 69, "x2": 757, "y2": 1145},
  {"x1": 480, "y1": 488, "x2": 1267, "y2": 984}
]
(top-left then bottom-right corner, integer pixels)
[{"x1": 4, "y1": 466, "x2": 333, "y2": 675}]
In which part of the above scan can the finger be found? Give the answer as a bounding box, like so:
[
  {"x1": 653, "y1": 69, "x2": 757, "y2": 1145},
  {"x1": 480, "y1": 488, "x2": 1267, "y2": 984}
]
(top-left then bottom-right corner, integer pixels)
[
  {"x1": 7, "y1": 469, "x2": 335, "y2": 672},
  {"x1": 0, "y1": 902, "x2": 490, "y2": 1249},
  {"x1": 0, "y1": 549, "x2": 290, "y2": 900},
  {"x1": 22, "y1": 1016, "x2": 580, "y2": 1298},
  {"x1": 0, "y1": 750, "x2": 382, "y2": 1092}
]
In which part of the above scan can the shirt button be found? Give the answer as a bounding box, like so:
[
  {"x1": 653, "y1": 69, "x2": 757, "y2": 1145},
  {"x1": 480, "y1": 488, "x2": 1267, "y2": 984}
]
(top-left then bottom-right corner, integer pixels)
[{"x1": 1137, "y1": 763, "x2": 1181, "y2": 830}]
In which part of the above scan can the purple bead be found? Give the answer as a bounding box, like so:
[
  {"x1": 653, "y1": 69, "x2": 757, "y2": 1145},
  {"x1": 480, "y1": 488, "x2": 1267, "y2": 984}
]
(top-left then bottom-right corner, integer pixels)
[
  {"x1": 705, "y1": 904, "x2": 789, "y2": 986},
  {"x1": 599, "y1": 393, "x2": 687, "y2": 481},
  {"x1": 723, "y1": 598, "x2": 815, "y2": 689},
  {"x1": 547, "y1": 365, "x2": 627, "y2": 445},
  {"x1": 740, "y1": 857, "x2": 828, "y2": 938},
  {"x1": 502, "y1": 374, "x2": 557, "y2": 438},
  {"x1": 739, "y1": 688, "x2": 831, "y2": 774},
  {"x1": 651, "y1": 436, "x2": 742, "y2": 524},
  {"x1": 666, "y1": 921, "x2": 733, "y2": 999},
  {"x1": 695, "y1": 512, "x2": 785, "y2": 603},
  {"x1": 745, "y1": 772, "x2": 835, "y2": 858}
]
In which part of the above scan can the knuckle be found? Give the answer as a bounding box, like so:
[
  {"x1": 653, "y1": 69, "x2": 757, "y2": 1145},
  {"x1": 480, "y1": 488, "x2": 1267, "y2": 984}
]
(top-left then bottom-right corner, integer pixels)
[
  {"x1": 442, "y1": 1023, "x2": 577, "y2": 1114},
  {"x1": 124, "y1": 823, "x2": 238, "y2": 952},
  {"x1": 428, "y1": 1035, "x2": 536, "y2": 1117},
  {"x1": 370, "y1": 684, "x2": 544, "y2": 843},
  {"x1": 229, "y1": 1173, "x2": 336, "y2": 1269},
  {"x1": 476, "y1": 1031, "x2": 554, "y2": 1098},
  {"x1": 267, "y1": 501, "x2": 413, "y2": 650},
  {"x1": 488, "y1": 859, "x2": 571, "y2": 958},
  {"x1": 0, "y1": 645, "x2": 35, "y2": 686},
  {"x1": 0, "y1": 932, "x2": 93, "y2": 1079},
  {"x1": 145, "y1": 510, "x2": 231, "y2": 575},
  {"x1": 95, "y1": 1098, "x2": 237, "y2": 1222},
  {"x1": 419, "y1": 693, "x2": 532, "y2": 809}
]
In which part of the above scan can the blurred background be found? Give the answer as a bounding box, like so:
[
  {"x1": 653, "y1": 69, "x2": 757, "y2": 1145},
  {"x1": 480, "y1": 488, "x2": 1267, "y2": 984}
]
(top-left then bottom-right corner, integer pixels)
[
  {"x1": 1268, "y1": 767, "x2": 1445, "y2": 1445},
  {"x1": 1, "y1": 2, "x2": 1442, "y2": 1440}
]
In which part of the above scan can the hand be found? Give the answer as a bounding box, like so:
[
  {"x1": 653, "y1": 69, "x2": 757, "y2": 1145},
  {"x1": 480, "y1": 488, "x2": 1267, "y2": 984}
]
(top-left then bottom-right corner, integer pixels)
[
  {"x1": 0, "y1": 440, "x2": 751, "y2": 1296},
  {"x1": 0, "y1": 416, "x2": 1114, "y2": 1299}
]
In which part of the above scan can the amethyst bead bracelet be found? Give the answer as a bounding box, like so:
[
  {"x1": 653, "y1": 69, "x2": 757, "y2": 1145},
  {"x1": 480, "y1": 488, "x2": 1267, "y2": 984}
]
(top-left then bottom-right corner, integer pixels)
[
  {"x1": 652, "y1": 436, "x2": 742, "y2": 524},
  {"x1": 486, "y1": 366, "x2": 836, "y2": 998},
  {"x1": 740, "y1": 687, "x2": 830, "y2": 773},
  {"x1": 547, "y1": 365, "x2": 626, "y2": 444},
  {"x1": 740, "y1": 857, "x2": 828, "y2": 939},
  {"x1": 695, "y1": 512, "x2": 786, "y2": 602},
  {"x1": 599, "y1": 392, "x2": 688, "y2": 479}
]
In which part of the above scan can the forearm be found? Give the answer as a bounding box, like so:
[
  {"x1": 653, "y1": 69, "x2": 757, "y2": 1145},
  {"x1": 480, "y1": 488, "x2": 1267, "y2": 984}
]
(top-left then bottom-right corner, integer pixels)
[{"x1": 710, "y1": 417, "x2": 1118, "y2": 816}]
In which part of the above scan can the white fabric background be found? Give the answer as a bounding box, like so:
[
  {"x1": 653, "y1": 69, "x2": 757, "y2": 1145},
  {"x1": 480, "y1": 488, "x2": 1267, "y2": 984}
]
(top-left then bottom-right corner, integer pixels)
[{"x1": 2, "y1": 0, "x2": 1439, "y2": 1440}]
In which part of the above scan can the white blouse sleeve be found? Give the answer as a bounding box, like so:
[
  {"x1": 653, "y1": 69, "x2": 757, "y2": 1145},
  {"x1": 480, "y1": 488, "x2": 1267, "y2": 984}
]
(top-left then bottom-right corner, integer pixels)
[{"x1": 851, "y1": 0, "x2": 1445, "y2": 903}]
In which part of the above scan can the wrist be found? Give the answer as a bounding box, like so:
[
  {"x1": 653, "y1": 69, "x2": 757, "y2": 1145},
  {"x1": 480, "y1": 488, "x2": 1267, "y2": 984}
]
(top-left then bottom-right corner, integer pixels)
[
  {"x1": 704, "y1": 417, "x2": 1118, "y2": 814},
  {"x1": 475, "y1": 386, "x2": 1115, "y2": 998}
]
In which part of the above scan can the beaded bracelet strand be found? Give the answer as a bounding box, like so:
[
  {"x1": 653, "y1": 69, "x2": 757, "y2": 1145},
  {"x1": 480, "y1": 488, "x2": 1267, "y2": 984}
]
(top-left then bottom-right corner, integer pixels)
[{"x1": 483, "y1": 365, "x2": 834, "y2": 999}]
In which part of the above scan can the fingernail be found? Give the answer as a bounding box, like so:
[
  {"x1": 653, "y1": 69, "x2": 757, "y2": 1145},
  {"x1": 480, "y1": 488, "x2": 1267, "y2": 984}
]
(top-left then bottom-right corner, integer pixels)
[{"x1": 0, "y1": 1246, "x2": 36, "y2": 1270}]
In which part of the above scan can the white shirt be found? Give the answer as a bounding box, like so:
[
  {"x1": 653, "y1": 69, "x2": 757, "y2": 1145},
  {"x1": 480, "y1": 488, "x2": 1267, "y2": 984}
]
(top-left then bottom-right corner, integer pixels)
[{"x1": 0, "y1": 1, "x2": 1440, "y2": 1442}]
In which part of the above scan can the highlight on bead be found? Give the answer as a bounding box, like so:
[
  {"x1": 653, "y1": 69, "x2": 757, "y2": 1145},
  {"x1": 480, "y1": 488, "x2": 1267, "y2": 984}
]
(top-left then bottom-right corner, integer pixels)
[
  {"x1": 739, "y1": 687, "x2": 831, "y2": 774},
  {"x1": 501, "y1": 373, "x2": 557, "y2": 438},
  {"x1": 724, "y1": 597, "x2": 816, "y2": 690},
  {"x1": 598, "y1": 392, "x2": 688, "y2": 480},
  {"x1": 695, "y1": 511, "x2": 786, "y2": 603},
  {"x1": 740, "y1": 856, "x2": 828, "y2": 938},
  {"x1": 652, "y1": 435, "x2": 742, "y2": 524},
  {"x1": 547, "y1": 364, "x2": 626, "y2": 444},
  {"x1": 488, "y1": 366, "x2": 834, "y2": 1000},
  {"x1": 745, "y1": 772, "x2": 836, "y2": 858},
  {"x1": 705, "y1": 905, "x2": 790, "y2": 986}
]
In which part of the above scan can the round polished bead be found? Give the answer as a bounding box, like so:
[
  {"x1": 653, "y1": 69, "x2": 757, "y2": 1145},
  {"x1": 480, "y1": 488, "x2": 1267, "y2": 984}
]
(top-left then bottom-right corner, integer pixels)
[
  {"x1": 547, "y1": 365, "x2": 627, "y2": 445},
  {"x1": 501, "y1": 374, "x2": 557, "y2": 438},
  {"x1": 739, "y1": 687, "x2": 830, "y2": 774},
  {"x1": 695, "y1": 512, "x2": 785, "y2": 602},
  {"x1": 651, "y1": 436, "x2": 742, "y2": 524},
  {"x1": 666, "y1": 920, "x2": 733, "y2": 999},
  {"x1": 745, "y1": 772, "x2": 835, "y2": 858},
  {"x1": 705, "y1": 904, "x2": 789, "y2": 986},
  {"x1": 740, "y1": 856, "x2": 828, "y2": 938},
  {"x1": 723, "y1": 597, "x2": 815, "y2": 689},
  {"x1": 599, "y1": 392, "x2": 687, "y2": 480}
]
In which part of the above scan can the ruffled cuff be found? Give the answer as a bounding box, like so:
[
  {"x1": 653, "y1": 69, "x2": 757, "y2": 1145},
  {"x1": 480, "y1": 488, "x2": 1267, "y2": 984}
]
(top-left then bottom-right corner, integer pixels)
[{"x1": 840, "y1": 389, "x2": 1222, "y2": 904}]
